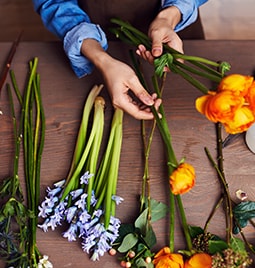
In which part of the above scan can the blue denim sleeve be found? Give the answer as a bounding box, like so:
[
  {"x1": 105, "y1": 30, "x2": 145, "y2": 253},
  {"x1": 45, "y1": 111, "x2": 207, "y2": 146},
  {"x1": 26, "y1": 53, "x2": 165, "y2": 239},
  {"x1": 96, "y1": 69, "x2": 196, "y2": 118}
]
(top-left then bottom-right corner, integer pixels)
[
  {"x1": 161, "y1": 0, "x2": 208, "y2": 32},
  {"x1": 32, "y1": 0, "x2": 108, "y2": 77}
]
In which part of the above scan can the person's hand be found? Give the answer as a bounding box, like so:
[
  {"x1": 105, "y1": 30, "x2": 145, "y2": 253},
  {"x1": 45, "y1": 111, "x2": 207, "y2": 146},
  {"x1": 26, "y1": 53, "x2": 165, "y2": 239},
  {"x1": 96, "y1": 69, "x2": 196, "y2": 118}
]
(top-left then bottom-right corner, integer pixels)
[
  {"x1": 100, "y1": 57, "x2": 161, "y2": 120},
  {"x1": 81, "y1": 39, "x2": 161, "y2": 120},
  {"x1": 136, "y1": 6, "x2": 184, "y2": 64}
]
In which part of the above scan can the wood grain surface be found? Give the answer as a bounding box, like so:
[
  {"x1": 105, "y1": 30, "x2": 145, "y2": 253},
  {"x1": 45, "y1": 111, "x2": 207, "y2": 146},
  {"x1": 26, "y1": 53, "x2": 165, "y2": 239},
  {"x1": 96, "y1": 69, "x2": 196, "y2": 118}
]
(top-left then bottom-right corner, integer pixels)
[{"x1": 0, "y1": 41, "x2": 255, "y2": 267}]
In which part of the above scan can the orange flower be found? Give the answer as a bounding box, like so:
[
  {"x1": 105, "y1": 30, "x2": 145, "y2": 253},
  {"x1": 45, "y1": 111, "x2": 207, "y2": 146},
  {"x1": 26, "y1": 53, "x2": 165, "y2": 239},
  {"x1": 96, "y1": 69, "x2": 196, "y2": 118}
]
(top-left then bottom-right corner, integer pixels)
[
  {"x1": 153, "y1": 247, "x2": 184, "y2": 268},
  {"x1": 218, "y1": 74, "x2": 254, "y2": 96},
  {"x1": 223, "y1": 106, "x2": 255, "y2": 134},
  {"x1": 246, "y1": 81, "x2": 255, "y2": 112},
  {"x1": 169, "y1": 163, "x2": 195, "y2": 195},
  {"x1": 196, "y1": 90, "x2": 244, "y2": 123},
  {"x1": 184, "y1": 253, "x2": 212, "y2": 268}
]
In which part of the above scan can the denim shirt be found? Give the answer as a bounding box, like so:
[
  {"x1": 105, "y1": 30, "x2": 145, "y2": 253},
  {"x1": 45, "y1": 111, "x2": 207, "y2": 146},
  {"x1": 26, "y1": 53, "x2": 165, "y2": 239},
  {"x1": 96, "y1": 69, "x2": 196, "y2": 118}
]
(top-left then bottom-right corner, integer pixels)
[{"x1": 33, "y1": 0, "x2": 207, "y2": 78}]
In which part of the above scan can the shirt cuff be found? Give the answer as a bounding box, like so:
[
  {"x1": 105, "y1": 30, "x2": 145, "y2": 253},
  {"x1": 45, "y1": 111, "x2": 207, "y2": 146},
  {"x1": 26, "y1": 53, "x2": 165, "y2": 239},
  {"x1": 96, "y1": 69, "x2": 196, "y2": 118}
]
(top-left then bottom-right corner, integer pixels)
[
  {"x1": 162, "y1": 1, "x2": 198, "y2": 32},
  {"x1": 63, "y1": 22, "x2": 108, "y2": 78}
]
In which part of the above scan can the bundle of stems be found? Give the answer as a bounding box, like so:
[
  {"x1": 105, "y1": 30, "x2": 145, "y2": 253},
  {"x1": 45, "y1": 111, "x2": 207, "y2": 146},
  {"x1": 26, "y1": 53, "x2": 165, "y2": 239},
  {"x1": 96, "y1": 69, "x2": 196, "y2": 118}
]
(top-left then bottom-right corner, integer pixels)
[{"x1": 0, "y1": 58, "x2": 45, "y2": 267}]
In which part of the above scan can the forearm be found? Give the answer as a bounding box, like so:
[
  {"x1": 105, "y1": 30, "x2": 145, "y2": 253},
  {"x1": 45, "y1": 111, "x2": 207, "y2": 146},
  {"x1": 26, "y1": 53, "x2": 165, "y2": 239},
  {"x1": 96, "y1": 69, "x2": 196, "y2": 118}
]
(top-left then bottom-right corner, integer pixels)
[
  {"x1": 81, "y1": 39, "x2": 113, "y2": 73},
  {"x1": 161, "y1": 0, "x2": 208, "y2": 31},
  {"x1": 156, "y1": 6, "x2": 181, "y2": 30}
]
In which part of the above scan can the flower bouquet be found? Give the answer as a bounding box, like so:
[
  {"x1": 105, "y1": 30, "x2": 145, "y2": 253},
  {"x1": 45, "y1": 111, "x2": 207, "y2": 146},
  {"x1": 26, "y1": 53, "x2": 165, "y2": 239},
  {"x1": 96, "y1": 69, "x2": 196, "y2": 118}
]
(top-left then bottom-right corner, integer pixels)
[{"x1": 38, "y1": 84, "x2": 124, "y2": 261}]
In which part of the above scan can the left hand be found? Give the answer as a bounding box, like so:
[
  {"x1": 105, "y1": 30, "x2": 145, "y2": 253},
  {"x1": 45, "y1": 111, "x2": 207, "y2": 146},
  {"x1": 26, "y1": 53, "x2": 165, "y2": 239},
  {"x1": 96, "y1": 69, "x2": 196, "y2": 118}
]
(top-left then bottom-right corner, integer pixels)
[{"x1": 136, "y1": 6, "x2": 184, "y2": 63}]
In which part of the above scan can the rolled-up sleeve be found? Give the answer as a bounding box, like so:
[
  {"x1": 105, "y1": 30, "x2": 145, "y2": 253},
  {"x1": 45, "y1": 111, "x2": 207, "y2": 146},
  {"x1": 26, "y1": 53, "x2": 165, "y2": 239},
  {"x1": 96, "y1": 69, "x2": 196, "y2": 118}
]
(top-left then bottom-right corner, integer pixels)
[
  {"x1": 63, "y1": 22, "x2": 107, "y2": 78},
  {"x1": 32, "y1": 0, "x2": 108, "y2": 77},
  {"x1": 161, "y1": 0, "x2": 208, "y2": 32}
]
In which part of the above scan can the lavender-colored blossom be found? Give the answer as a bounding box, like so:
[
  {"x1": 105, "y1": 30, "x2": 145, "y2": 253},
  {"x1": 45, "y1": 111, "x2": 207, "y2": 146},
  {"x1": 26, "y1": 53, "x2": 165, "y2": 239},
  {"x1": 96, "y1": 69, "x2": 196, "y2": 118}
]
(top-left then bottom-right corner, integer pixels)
[
  {"x1": 93, "y1": 209, "x2": 103, "y2": 218},
  {"x1": 53, "y1": 179, "x2": 66, "y2": 188},
  {"x1": 111, "y1": 195, "x2": 124, "y2": 205},
  {"x1": 65, "y1": 206, "x2": 78, "y2": 223},
  {"x1": 80, "y1": 213, "x2": 121, "y2": 261},
  {"x1": 38, "y1": 203, "x2": 52, "y2": 218},
  {"x1": 46, "y1": 186, "x2": 62, "y2": 197},
  {"x1": 90, "y1": 190, "x2": 97, "y2": 206},
  {"x1": 70, "y1": 189, "x2": 83, "y2": 200},
  {"x1": 75, "y1": 193, "x2": 88, "y2": 209},
  {"x1": 38, "y1": 218, "x2": 50, "y2": 232},
  {"x1": 80, "y1": 171, "x2": 94, "y2": 185},
  {"x1": 63, "y1": 223, "x2": 78, "y2": 242},
  {"x1": 78, "y1": 210, "x2": 91, "y2": 224}
]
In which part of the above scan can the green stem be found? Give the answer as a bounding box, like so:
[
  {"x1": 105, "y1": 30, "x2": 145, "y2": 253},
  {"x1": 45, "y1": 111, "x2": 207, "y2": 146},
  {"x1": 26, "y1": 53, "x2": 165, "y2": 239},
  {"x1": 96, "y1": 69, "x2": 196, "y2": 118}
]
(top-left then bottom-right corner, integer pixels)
[
  {"x1": 61, "y1": 97, "x2": 104, "y2": 200},
  {"x1": 86, "y1": 97, "x2": 105, "y2": 211},
  {"x1": 94, "y1": 109, "x2": 123, "y2": 228},
  {"x1": 176, "y1": 195, "x2": 193, "y2": 251},
  {"x1": 66, "y1": 85, "x2": 103, "y2": 182}
]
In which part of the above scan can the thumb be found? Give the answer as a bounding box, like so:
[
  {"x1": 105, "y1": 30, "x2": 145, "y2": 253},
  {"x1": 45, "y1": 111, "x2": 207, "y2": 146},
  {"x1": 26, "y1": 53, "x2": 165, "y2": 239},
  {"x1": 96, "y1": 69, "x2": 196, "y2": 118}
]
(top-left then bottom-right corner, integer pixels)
[
  {"x1": 129, "y1": 78, "x2": 154, "y2": 106},
  {"x1": 151, "y1": 40, "x2": 163, "y2": 57}
]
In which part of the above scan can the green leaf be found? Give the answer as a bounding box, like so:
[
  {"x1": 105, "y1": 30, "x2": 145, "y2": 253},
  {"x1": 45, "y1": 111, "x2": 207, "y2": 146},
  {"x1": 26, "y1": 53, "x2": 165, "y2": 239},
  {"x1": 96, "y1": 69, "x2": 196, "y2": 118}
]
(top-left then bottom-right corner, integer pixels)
[
  {"x1": 233, "y1": 201, "x2": 255, "y2": 233},
  {"x1": 208, "y1": 239, "x2": 228, "y2": 254},
  {"x1": 188, "y1": 225, "x2": 204, "y2": 238},
  {"x1": 135, "y1": 208, "x2": 149, "y2": 234},
  {"x1": 230, "y1": 237, "x2": 246, "y2": 253},
  {"x1": 3, "y1": 201, "x2": 15, "y2": 217},
  {"x1": 117, "y1": 233, "x2": 138, "y2": 253},
  {"x1": 154, "y1": 54, "x2": 173, "y2": 77},
  {"x1": 149, "y1": 199, "x2": 168, "y2": 222},
  {"x1": 114, "y1": 223, "x2": 135, "y2": 244},
  {"x1": 142, "y1": 224, "x2": 157, "y2": 248}
]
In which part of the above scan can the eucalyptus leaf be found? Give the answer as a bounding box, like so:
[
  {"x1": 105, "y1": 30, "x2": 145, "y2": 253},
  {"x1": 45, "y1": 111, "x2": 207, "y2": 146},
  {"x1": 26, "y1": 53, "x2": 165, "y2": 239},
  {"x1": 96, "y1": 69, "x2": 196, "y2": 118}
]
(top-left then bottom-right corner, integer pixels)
[
  {"x1": 135, "y1": 208, "x2": 149, "y2": 235},
  {"x1": 148, "y1": 199, "x2": 168, "y2": 222},
  {"x1": 143, "y1": 224, "x2": 157, "y2": 249},
  {"x1": 208, "y1": 239, "x2": 228, "y2": 254},
  {"x1": 117, "y1": 233, "x2": 138, "y2": 253}
]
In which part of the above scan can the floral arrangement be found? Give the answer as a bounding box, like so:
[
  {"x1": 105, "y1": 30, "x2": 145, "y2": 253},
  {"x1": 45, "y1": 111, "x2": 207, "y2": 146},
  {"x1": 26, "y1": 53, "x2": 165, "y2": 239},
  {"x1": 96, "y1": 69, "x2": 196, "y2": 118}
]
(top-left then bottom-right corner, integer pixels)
[{"x1": 1, "y1": 19, "x2": 255, "y2": 268}]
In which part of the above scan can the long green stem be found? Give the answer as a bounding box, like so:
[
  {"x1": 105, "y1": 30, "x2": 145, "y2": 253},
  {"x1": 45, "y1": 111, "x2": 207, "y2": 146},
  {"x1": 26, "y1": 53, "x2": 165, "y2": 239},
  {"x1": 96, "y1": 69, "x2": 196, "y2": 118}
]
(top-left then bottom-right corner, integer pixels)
[
  {"x1": 66, "y1": 85, "x2": 103, "y2": 182},
  {"x1": 176, "y1": 195, "x2": 193, "y2": 251}
]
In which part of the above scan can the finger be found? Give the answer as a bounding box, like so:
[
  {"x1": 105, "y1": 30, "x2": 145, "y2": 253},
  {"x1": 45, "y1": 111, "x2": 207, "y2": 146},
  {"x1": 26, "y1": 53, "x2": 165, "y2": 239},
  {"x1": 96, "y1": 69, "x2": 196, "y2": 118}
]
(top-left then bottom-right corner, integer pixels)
[{"x1": 116, "y1": 101, "x2": 155, "y2": 120}]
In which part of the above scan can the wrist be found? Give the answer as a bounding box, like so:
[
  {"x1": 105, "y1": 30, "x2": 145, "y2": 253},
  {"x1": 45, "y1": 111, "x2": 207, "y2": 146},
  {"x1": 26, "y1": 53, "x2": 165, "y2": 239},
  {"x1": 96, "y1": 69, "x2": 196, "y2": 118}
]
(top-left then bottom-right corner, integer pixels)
[
  {"x1": 81, "y1": 39, "x2": 113, "y2": 71},
  {"x1": 157, "y1": 6, "x2": 181, "y2": 30}
]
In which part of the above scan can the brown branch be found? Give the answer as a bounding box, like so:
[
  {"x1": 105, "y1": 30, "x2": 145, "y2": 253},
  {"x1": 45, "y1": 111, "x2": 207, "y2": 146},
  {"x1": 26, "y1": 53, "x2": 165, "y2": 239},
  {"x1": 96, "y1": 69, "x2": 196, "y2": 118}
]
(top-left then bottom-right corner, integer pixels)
[{"x1": 0, "y1": 31, "x2": 23, "y2": 93}]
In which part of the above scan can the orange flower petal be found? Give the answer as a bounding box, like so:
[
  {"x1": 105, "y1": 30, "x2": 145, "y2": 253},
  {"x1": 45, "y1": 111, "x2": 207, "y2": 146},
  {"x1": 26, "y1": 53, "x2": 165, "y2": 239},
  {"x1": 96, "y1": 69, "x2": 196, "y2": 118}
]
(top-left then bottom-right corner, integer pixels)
[
  {"x1": 218, "y1": 74, "x2": 254, "y2": 96},
  {"x1": 184, "y1": 253, "x2": 212, "y2": 268},
  {"x1": 153, "y1": 247, "x2": 184, "y2": 268},
  {"x1": 223, "y1": 106, "x2": 255, "y2": 134}
]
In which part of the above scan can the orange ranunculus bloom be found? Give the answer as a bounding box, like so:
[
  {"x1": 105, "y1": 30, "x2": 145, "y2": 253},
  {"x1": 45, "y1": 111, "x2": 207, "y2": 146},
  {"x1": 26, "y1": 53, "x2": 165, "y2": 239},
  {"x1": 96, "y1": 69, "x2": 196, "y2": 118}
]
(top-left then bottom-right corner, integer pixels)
[
  {"x1": 196, "y1": 90, "x2": 244, "y2": 123},
  {"x1": 153, "y1": 247, "x2": 184, "y2": 268},
  {"x1": 246, "y1": 81, "x2": 255, "y2": 112},
  {"x1": 218, "y1": 74, "x2": 254, "y2": 96},
  {"x1": 184, "y1": 253, "x2": 212, "y2": 268},
  {"x1": 223, "y1": 106, "x2": 255, "y2": 134},
  {"x1": 169, "y1": 163, "x2": 195, "y2": 195}
]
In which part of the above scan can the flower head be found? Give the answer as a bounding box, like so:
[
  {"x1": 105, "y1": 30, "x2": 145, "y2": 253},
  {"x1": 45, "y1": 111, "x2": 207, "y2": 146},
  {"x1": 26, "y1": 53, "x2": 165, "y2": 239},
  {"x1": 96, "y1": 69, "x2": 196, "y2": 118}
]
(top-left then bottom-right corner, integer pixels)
[
  {"x1": 169, "y1": 163, "x2": 195, "y2": 195},
  {"x1": 196, "y1": 74, "x2": 255, "y2": 134},
  {"x1": 184, "y1": 253, "x2": 212, "y2": 268},
  {"x1": 153, "y1": 247, "x2": 184, "y2": 268}
]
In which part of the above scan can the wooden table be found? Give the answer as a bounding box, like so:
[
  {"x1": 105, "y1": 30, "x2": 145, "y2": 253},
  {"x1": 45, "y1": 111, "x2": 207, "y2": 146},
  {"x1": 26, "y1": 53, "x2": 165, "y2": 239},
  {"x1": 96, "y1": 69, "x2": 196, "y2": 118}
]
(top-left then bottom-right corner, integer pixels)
[{"x1": 1, "y1": 41, "x2": 255, "y2": 267}]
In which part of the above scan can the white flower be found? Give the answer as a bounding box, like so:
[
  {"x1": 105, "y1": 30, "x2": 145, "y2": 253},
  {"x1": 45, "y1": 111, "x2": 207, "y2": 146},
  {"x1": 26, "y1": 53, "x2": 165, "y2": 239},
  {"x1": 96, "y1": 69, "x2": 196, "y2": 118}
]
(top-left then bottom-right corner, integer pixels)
[{"x1": 38, "y1": 255, "x2": 53, "y2": 268}]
